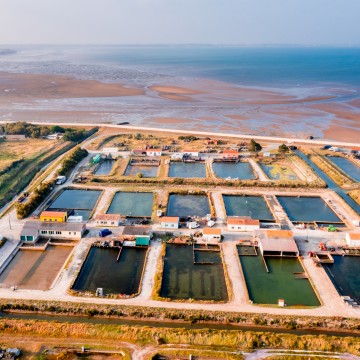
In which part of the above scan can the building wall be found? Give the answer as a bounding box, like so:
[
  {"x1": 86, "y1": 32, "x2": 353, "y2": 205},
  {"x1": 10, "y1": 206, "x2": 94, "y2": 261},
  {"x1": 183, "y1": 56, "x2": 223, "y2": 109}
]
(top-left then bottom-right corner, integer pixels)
[
  {"x1": 346, "y1": 234, "x2": 360, "y2": 247},
  {"x1": 40, "y1": 215, "x2": 67, "y2": 222},
  {"x1": 227, "y1": 224, "x2": 259, "y2": 232},
  {"x1": 96, "y1": 220, "x2": 119, "y2": 227},
  {"x1": 39, "y1": 229, "x2": 83, "y2": 240},
  {"x1": 161, "y1": 222, "x2": 179, "y2": 229},
  {"x1": 203, "y1": 234, "x2": 221, "y2": 241}
]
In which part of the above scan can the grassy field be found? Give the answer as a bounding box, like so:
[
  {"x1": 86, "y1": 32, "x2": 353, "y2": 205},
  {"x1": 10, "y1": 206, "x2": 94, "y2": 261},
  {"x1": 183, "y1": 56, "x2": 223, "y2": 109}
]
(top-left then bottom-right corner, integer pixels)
[
  {"x1": 0, "y1": 138, "x2": 56, "y2": 171},
  {"x1": 349, "y1": 189, "x2": 360, "y2": 206},
  {"x1": 0, "y1": 318, "x2": 359, "y2": 356},
  {"x1": 0, "y1": 139, "x2": 74, "y2": 209}
]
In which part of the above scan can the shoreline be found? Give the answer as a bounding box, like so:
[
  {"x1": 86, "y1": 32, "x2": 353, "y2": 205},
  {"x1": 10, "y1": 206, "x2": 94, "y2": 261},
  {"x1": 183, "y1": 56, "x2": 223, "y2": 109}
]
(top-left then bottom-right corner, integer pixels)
[
  {"x1": 0, "y1": 71, "x2": 359, "y2": 142},
  {"x1": 1, "y1": 120, "x2": 358, "y2": 147}
]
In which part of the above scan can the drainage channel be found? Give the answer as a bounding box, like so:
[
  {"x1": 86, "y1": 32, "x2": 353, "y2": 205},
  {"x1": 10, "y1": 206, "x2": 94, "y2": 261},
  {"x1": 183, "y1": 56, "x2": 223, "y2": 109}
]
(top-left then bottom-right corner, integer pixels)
[{"x1": 0, "y1": 312, "x2": 359, "y2": 338}]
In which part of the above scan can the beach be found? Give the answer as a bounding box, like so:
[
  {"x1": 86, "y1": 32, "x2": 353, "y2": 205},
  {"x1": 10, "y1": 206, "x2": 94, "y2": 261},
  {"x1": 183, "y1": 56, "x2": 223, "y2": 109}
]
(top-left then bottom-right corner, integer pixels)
[{"x1": 0, "y1": 45, "x2": 359, "y2": 142}]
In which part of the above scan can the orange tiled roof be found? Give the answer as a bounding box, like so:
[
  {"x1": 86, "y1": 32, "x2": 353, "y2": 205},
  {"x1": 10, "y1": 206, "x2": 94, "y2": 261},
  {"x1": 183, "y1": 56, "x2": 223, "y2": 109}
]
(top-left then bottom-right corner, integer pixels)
[
  {"x1": 40, "y1": 211, "x2": 67, "y2": 218},
  {"x1": 203, "y1": 228, "x2": 221, "y2": 235},
  {"x1": 161, "y1": 216, "x2": 179, "y2": 223},
  {"x1": 228, "y1": 217, "x2": 259, "y2": 225}
]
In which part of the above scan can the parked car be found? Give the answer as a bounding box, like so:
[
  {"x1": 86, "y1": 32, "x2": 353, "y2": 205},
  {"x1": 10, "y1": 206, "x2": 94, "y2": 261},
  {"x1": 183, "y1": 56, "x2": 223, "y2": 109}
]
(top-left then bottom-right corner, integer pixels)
[{"x1": 98, "y1": 228, "x2": 112, "y2": 237}]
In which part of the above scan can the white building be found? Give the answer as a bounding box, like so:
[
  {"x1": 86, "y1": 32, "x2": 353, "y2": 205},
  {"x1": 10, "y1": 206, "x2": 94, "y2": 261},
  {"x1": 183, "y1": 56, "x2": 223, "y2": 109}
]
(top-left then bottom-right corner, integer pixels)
[
  {"x1": 96, "y1": 214, "x2": 122, "y2": 227},
  {"x1": 20, "y1": 221, "x2": 86, "y2": 242},
  {"x1": 227, "y1": 217, "x2": 260, "y2": 232},
  {"x1": 160, "y1": 216, "x2": 179, "y2": 229},
  {"x1": 171, "y1": 152, "x2": 184, "y2": 160},
  {"x1": 146, "y1": 149, "x2": 162, "y2": 157},
  {"x1": 183, "y1": 150, "x2": 199, "y2": 157},
  {"x1": 103, "y1": 147, "x2": 119, "y2": 155},
  {"x1": 202, "y1": 228, "x2": 222, "y2": 242},
  {"x1": 346, "y1": 232, "x2": 360, "y2": 247}
]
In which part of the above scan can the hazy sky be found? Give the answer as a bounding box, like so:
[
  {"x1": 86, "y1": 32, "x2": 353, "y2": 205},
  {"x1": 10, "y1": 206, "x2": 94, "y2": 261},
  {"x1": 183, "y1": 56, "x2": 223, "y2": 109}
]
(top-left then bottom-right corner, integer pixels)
[{"x1": 1, "y1": 0, "x2": 359, "y2": 45}]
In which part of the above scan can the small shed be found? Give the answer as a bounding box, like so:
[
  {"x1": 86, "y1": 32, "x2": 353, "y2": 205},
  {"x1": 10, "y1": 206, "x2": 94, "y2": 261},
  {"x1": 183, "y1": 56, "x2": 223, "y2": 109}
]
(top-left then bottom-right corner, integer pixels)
[
  {"x1": 96, "y1": 214, "x2": 121, "y2": 227},
  {"x1": 202, "y1": 228, "x2": 222, "y2": 242},
  {"x1": 346, "y1": 233, "x2": 360, "y2": 247},
  {"x1": 146, "y1": 149, "x2": 162, "y2": 157},
  {"x1": 40, "y1": 210, "x2": 68, "y2": 223},
  {"x1": 227, "y1": 217, "x2": 260, "y2": 232},
  {"x1": 160, "y1": 216, "x2": 179, "y2": 229},
  {"x1": 222, "y1": 150, "x2": 239, "y2": 159},
  {"x1": 135, "y1": 236, "x2": 150, "y2": 246}
]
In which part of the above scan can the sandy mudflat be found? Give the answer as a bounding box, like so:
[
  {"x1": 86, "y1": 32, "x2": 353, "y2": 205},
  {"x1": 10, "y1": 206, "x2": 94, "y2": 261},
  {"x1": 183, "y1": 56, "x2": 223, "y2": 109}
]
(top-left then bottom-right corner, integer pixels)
[
  {"x1": 0, "y1": 71, "x2": 359, "y2": 142},
  {"x1": 149, "y1": 85, "x2": 202, "y2": 95},
  {"x1": 0, "y1": 72, "x2": 143, "y2": 99}
]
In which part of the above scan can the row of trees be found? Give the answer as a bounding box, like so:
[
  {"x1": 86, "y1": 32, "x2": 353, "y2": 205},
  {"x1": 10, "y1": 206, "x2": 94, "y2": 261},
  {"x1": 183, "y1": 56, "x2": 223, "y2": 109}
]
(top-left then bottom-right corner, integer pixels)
[
  {"x1": 248, "y1": 139, "x2": 290, "y2": 155},
  {"x1": 58, "y1": 147, "x2": 88, "y2": 176},
  {"x1": 16, "y1": 182, "x2": 53, "y2": 219},
  {"x1": 1, "y1": 122, "x2": 97, "y2": 142}
]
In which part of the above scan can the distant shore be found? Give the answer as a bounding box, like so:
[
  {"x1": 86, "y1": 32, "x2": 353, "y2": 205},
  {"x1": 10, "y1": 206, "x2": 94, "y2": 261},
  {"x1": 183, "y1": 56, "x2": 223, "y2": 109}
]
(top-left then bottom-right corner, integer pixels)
[{"x1": 0, "y1": 71, "x2": 359, "y2": 142}]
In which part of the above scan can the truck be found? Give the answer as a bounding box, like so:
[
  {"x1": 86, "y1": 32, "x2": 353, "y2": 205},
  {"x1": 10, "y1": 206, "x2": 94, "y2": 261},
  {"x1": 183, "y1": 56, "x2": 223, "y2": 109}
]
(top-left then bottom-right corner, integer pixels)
[
  {"x1": 186, "y1": 221, "x2": 199, "y2": 229},
  {"x1": 99, "y1": 228, "x2": 112, "y2": 237},
  {"x1": 55, "y1": 175, "x2": 66, "y2": 185}
]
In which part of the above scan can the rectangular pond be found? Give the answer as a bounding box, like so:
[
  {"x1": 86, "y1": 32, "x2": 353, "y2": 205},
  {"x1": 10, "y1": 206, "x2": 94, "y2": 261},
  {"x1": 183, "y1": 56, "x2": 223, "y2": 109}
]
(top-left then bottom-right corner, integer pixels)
[
  {"x1": 167, "y1": 194, "x2": 210, "y2": 218},
  {"x1": 107, "y1": 192, "x2": 154, "y2": 217},
  {"x1": 160, "y1": 244, "x2": 228, "y2": 301},
  {"x1": 323, "y1": 256, "x2": 360, "y2": 303},
  {"x1": 0, "y1": 246, "x2": 72, "y2": 290},
  {"x1": 223, "y1": 195, "x2": 274, "y2": 221},
  {"x1": 238, "y1": 250, "x2": 320, "y2": 306},
  {"x1": 213, "y1": 162, "x2": 256, "y2": 180},
  {"x1": 277, "y1": 196, "x2": 342, "y2": 224},
  {"x1": 169, "y1": 162, "x2": 206, "y2": 178},
  {"x1": 328, "y1": 156, "x2": 360, "y2": 182},
  {"x1": 48, "y1": 189, "x2": 102, "y2": 220},
  {"x1": 260, "y1": 163, "x2": 298, "y2": 180},
  {"x1": 72, "y1": 246, "x2": 147, "y2": 296},
  {"x1": 124, "y1": 164, "x2": 158, "y2": 177},
  {"x1": 94, "y1": 159, "x2": 115, "y2": 175}
]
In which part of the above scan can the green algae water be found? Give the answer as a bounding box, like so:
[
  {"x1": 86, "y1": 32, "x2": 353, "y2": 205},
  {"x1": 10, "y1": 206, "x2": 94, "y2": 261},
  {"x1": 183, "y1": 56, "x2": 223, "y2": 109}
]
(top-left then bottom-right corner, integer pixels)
[
  {"x1": 238, "y1": 251, "x2": 320, "y2": 306},
  {"x1": 223, "y1": 195, "x2": 274, "y2": 221},
  {"x1": 124, "y1": 164, "x2": 158, "y2": 177},
  {"x1": 72, "y1": 246, "x2": 147, "y2": 295},
  {"x1": 160, "y1": 245, "x2": 228, "y2": 301},
  {"x1": 260, "y1": 163, "x2": 298, "y2": 180},
  {"x1": 107, "y1": 192, "x2": 154, "y2": 217}
]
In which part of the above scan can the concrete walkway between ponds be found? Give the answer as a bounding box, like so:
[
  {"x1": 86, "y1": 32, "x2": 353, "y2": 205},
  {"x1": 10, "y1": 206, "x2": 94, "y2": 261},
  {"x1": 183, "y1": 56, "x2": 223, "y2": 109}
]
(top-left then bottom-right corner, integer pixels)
[
  {"x1": 248, "y1": 158, "x2": 268, "y2": 181},
  {"x1": 137, "y1": 240, "x2": 162, "y2": 300},
  {"x1": 221, "y1": 241, "x2": 249, "y2": 305}
]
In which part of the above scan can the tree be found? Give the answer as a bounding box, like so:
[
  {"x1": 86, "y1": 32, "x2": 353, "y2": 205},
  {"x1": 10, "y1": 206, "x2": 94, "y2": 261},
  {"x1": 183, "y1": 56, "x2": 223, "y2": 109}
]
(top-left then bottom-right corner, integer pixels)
[
  {"x1": 278, "y1": 143, "x2": 289, "y2": 154},
  {"x1": 249, "y1": 139, "x2": 262, "y2": 154}
]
